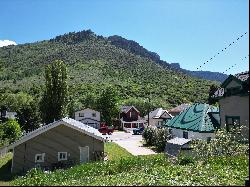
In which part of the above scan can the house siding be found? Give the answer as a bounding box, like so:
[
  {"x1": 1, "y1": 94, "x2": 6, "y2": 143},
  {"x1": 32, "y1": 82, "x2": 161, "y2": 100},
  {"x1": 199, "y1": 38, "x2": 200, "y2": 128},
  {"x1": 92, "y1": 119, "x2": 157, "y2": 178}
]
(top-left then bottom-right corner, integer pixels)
[
  {"x1": 79, "y1": 118, "x2": 100, "y2": 129},
  {"x1": 75, "y1": 109, "x2": 100, "y2": 125},
  {"x1": 219, "y1": 95, "x2": 249, "y2": 139},
  {"x1": 12, "y1": 124, "x2": 104, "y2": 174},
  {"x1": 149, "y1": 118, "x2": 164, "y2": 127},
  {"x1": 170, "y1": 128, "x2": 215, "y2": 140},
  {"x1": 121, "y1": 107, "x2": 139, "y2": 122}
]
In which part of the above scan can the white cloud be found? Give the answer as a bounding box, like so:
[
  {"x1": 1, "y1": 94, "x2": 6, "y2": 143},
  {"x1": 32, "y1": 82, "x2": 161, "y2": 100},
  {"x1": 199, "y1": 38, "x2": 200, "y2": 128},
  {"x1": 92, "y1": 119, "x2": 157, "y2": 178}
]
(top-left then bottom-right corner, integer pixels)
[{"x1": 0, "y1": 40, "x2": 17, "y2": 47}]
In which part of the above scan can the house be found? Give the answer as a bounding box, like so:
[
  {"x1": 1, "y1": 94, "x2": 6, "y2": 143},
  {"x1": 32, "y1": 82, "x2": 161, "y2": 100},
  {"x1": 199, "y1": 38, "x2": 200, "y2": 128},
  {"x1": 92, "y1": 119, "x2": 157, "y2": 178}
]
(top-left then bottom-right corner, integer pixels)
[
  {"x1": 7, "y1": 117, "x2": 105, "y2": 174},
  {"x1": 75, "y1": 108, "x2": 101, "y2": 129},
  {"x1": 120, "y1": 106, "x2": 146, "y2": 132},
  {"x1": 213, "y1": 71, "x2": 249, "y2": 139},
  {"x1": 168, "y1": 103, "x2": 191, "y2": 117},
  {"x1": 144, "y1": 108, "x2": 173, "y2": 127},
  {"x1": 164, "y1": 103, "x2": 220, "y2": 141},
  {"x1": 0, "y1": 110, "x2": 17, "y2": 120}
]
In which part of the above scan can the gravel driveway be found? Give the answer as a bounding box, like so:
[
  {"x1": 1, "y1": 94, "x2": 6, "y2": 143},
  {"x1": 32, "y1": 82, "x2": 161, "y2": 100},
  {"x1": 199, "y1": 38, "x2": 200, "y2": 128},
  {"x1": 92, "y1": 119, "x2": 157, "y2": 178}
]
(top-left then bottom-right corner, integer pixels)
[{"x1": 104, "y1": 131, "x2": 156, "y2": 156}]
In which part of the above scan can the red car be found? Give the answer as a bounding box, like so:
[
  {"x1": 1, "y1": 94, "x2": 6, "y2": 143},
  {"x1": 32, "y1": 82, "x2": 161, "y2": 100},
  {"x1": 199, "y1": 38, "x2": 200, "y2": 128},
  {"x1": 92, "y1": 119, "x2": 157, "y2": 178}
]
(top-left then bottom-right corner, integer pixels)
[{"x1": 98, "y1": 123, "x2": 114, "y2": 135}]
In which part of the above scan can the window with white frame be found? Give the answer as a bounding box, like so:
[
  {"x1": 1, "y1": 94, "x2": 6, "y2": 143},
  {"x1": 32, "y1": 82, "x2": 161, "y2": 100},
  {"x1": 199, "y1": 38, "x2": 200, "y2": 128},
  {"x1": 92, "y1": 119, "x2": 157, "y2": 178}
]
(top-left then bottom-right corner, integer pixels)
[
  {"x1": 35, "y1": 153, "x2": 45, "y2": 163},
  {"x1": 79, "y1": 113, "x2": 84, "y2": 117},
  {"x1": 92, "y1": 113, "x2": 96, "y2": 117},
  {"x1": 58, "y1": 152, "x2": 67, "y2": 161}
]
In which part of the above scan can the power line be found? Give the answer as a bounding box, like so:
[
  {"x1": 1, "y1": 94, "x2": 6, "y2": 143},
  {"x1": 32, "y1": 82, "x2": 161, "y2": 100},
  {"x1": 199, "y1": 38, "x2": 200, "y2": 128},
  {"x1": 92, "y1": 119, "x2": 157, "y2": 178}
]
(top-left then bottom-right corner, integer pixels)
[
  {"x1": 196, "y1": 32, "x2": 248, "y2": 71},
  {"x1": 222, "y1": 55, "x2": 249, "y2": 74}
]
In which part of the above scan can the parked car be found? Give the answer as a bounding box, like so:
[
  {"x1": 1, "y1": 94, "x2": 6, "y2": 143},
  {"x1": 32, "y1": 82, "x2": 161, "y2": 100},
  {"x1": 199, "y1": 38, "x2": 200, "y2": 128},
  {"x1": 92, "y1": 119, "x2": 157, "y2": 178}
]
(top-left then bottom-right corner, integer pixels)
[
  {"x1": 98, "y1": 124, "x2": 114, "y2": 135},
  {"x1": 133, "y1": 127, "x2": 144, "y2": 135}
]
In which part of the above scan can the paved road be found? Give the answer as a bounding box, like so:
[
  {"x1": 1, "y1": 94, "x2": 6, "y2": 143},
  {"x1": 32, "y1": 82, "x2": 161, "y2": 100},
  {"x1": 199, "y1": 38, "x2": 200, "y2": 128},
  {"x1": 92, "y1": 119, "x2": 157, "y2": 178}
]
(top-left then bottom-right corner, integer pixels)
[{"x1": 104, "y1": 131, "x2": 156, "y2": 156}]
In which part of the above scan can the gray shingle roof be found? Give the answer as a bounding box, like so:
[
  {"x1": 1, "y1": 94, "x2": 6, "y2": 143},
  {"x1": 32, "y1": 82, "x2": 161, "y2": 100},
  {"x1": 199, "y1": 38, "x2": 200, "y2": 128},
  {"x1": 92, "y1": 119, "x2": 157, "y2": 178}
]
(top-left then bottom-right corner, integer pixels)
[
  {"x1": 234, "y1": 71, "x2": 249, "y2": 82},
  {"x1": 8, "y1": 117, "x2": 105, "y2": 149}
]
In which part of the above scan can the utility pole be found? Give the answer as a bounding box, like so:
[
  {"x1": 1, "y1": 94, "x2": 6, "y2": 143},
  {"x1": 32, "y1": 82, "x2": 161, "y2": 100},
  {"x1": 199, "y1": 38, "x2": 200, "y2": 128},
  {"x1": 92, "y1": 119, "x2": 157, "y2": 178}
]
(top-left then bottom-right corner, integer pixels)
[{"x1": 147, "y1": 97, "x2": 150, "y2": 127}]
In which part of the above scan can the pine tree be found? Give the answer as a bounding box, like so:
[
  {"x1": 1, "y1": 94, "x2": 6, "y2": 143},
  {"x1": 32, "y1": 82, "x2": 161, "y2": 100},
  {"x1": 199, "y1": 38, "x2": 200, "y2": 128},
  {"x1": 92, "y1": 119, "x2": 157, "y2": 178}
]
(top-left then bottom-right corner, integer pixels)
[{"x1": 40, "y1": 60, "x2": 69, "y2": 124}]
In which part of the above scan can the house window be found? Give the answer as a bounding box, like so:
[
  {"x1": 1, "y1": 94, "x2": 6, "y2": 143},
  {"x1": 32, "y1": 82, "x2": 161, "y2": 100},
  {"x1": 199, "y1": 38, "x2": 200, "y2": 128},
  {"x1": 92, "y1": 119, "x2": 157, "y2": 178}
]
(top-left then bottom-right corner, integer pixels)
[
  {"x1": 58, "y1": 152, "x2": 67, "y2": 161},
  {"x1": 92, "y1": 113, "x2": 96, "y2": 117},
  {"x1": 79, "y1": 113, "x2": 84, "y2": 117},
  {"x1": 124, "y1": 123, "x2": 131, "y2": 128},
  {"x1": 226, "y1": 116, "x2": 240, "y2": 131},
  {"x1": 131, "y1": 111, "x2": 137, "y2": 118},
  {"x1": 35, "y1": 153, "x2": 45, "y2": 163},
  {"x1": 183, "y1": 131, "x2": 188, "y2": 139}
]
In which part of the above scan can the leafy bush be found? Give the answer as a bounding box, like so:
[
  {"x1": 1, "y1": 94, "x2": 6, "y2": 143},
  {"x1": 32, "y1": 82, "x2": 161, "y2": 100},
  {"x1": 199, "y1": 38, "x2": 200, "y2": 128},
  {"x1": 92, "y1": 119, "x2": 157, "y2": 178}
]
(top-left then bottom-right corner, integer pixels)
[
  {"x1": 192, "y1": 125, "x2": 249, "y2": 158},
  {"x1": 177, "y1": 154, "x2": 194, "y2": 165},
  {"x1": 154, "y1": 128, "x2": 171, "y2": 152},
  {"x1": 142, "y1": 127, "x2": 170, "y2": 152},
  {"x1": 0, "y1": 119, "x2": 22, "y2": 144},
  {"x1": 142, "y1": 127, "x2": 156, "y2": 146}
]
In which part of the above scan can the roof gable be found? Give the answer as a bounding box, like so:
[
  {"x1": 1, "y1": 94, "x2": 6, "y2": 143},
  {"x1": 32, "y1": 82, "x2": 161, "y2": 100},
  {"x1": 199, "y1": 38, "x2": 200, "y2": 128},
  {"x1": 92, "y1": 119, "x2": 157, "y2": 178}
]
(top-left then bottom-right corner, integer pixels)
[
  {"x1": 8, "y1": 118, "x2": 104, "y2": 149},
  {"x1": 160, "y1": 111, "x2": 173, "y2": 119},
  {"x1": 121, "y1": 105, "x2": 140, "y2": 114},
  {"x1": 221, "y1": 71, "x2": 249, "y2": 88},
  {"x1": 221, "y1": 75, "x2": 243, "y2": 88}
]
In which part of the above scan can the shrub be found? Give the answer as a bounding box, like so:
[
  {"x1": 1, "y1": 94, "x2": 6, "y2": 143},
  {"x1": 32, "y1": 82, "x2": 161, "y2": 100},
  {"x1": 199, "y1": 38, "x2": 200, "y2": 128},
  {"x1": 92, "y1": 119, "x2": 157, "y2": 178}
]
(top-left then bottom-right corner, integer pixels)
[
  {"x1": 142, "y1": 127, "x2": 156, "y2": 146},
  {"x1": 177, "y1": 154, "x2": 194, "y2": 165},
  {"x1": 142, "y1": 127, "x2": 171, "y2": 152},
  {"x1": 154, "y1": 128, "x2": 170, "y2": 152},
  {"x1": 192, "y1": 125, "x2": 249, "y2": 158},
  {"x1": 0, "y1": 119, "x2": 22, "y2": 144}
]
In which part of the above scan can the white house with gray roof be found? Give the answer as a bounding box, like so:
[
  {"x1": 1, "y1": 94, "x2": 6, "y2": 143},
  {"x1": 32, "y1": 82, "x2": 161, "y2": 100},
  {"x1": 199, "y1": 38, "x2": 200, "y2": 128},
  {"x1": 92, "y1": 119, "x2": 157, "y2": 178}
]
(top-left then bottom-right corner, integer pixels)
[{"x1": 144, "y1": 108, "x2": 173, "y2": 127}]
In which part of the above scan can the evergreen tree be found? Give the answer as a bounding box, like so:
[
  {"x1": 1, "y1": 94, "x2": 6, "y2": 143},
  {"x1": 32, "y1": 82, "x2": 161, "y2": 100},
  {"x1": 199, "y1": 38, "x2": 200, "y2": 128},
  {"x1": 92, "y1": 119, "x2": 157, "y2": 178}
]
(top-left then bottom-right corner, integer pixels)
[{"x1": 40, "y1": 60, "x2": 69, "y2": 124}]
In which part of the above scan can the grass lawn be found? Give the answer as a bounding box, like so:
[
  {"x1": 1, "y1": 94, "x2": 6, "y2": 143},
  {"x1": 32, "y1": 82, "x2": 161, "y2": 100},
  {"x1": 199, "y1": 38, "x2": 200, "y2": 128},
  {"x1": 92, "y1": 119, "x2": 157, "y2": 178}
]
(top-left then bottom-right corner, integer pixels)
[
  {"x1": 0, "y1": 153, "x2": 13, "y2": 186},
  {"x1": 1, "y1": 143, "x2": 249, "y2": 186},
  {"x1": 104, "y1": 142, "x2": 133, "y2": 160}
]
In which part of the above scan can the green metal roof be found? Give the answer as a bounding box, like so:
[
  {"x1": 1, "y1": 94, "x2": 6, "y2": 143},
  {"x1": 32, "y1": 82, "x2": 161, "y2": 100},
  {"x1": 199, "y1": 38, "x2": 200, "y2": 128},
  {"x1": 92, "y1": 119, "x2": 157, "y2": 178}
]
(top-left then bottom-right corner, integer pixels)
[{"x1": 164, "y1": 103, "x2": 220, "y2": 133}]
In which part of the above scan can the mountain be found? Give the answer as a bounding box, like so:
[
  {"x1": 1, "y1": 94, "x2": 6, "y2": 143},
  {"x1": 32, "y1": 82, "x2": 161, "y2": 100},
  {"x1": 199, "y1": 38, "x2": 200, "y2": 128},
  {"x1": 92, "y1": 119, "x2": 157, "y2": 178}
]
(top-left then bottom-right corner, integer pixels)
[
  {"x1": 107, "y1": 35, "x2": 228, "y2": 82},
  {"x1": 0, "y1": 30, "x2": 219, "y2": 109}
]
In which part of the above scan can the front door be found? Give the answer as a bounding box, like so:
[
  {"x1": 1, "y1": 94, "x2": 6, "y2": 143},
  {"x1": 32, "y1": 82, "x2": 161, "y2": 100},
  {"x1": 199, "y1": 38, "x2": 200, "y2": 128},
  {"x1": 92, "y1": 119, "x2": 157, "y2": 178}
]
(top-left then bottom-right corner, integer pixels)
[{"x1": 79, "y1": 146, "x2": 89, "y2": 163}]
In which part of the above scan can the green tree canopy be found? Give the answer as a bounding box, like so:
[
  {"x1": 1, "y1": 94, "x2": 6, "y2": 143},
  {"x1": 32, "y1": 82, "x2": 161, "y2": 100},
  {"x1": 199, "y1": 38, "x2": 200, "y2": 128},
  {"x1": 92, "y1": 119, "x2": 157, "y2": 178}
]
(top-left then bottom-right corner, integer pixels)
[
  {"x1": 0, "y1": 119, "x2": 22, "y2": 144},
  {"x1": 0, "y1": 92, "x2": 41, "y2": 132},
  {"x1": 97, "y1": 86, "x2": 120, "y2": 126},
  {"x1": 40, "y1": 60, "x2": 69, "y2": 124}
]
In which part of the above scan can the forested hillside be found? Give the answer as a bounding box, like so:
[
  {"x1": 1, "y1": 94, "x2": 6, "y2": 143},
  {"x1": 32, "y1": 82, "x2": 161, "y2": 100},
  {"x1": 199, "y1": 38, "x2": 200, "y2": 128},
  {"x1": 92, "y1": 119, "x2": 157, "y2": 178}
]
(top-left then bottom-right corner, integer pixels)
[
  {"x1": 0, "y1": 30, "x2": 218, "y2": 111},
  {"x1": 107, "y1": 35, "x2": 228, "y2": 82}
]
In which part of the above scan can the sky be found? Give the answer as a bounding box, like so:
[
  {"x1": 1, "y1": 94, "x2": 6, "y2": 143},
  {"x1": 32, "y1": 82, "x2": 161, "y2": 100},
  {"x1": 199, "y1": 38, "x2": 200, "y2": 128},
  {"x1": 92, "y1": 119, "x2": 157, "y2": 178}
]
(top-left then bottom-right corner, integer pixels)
[{"x1": 0, "y1": 0, "x2": 249, "y2": 75}]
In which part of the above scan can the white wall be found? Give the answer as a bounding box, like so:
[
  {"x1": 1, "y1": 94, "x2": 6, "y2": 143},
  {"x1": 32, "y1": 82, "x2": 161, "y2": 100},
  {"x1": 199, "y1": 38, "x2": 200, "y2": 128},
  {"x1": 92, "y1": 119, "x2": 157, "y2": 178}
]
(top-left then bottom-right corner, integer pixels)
[
  {"x1": 79, "y1": 118, "x2": 100, "y2": 129},
  {"x1": 75, "y1": 108, "x2": 100, "y2": 122},
  {"x1": 149, "y1": 118, "x2": 164, "y2": 127},
  {"x1": 219, "y1": 95, "x2": 249, "y2": 139},
  {"x1": 170, "y1": 128, "x2": 215, "y2": 140}
]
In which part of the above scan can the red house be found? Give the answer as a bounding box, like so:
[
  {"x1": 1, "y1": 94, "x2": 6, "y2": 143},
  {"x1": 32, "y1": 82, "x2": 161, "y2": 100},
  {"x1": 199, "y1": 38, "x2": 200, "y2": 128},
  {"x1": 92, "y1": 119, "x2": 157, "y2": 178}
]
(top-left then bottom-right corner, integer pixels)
[{"x1": 120, "y1": 106, "x2": 146, "y2": 132}]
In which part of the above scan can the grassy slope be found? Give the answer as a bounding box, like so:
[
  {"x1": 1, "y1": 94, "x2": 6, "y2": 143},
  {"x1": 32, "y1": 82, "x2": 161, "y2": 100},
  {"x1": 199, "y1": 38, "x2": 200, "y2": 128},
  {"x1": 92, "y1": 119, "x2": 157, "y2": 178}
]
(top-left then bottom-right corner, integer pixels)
[
  {"x1": 9, "y1": 143, "x2": 249, "y2": 186},
  {"x1": 104, "y1": 142, "x2": 133, "y2": 160}
]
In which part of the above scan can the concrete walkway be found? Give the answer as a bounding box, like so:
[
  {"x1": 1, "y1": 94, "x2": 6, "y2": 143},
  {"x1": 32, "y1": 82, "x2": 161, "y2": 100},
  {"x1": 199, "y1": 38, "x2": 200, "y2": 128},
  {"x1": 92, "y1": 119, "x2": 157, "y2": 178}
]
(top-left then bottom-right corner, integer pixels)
[{"x1": 107, "y1": 132, "x2": 156, "y2": 156}]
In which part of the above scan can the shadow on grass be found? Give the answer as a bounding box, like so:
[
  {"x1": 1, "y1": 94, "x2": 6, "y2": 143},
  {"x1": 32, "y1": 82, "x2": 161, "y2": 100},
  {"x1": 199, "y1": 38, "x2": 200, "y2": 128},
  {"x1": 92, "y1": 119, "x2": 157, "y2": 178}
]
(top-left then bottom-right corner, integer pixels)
[
  {"x1": 141, "y1": 143, "x2": 161, "y2": 153},
  {"x1": 0, "y1": 159, "x2": 15, "y2": 182}
]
